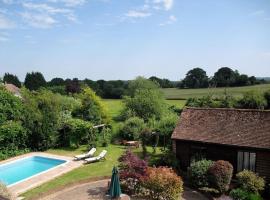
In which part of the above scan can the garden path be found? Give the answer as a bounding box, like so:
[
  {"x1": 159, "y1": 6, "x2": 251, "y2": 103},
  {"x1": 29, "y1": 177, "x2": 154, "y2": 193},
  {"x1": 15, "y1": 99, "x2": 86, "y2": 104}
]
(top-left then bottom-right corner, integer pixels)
[{"x1": 39, "y1": 179, "x2": 208, "y2": 200}]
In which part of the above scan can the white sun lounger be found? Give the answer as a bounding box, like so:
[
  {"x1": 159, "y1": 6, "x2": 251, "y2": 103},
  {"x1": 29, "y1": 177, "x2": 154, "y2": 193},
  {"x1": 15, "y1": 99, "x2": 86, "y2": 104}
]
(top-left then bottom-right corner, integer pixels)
[
  {"x1": 74, "y1": 148, "x2": 96, "y2": 160},
  {"x1": 84, "y1": 150, "x2": 107, "y2": 163}
]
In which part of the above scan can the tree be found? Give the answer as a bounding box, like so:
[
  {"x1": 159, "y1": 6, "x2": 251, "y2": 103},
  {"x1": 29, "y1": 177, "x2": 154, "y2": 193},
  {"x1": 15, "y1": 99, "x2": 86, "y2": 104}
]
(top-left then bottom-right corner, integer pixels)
[
  {"x1": 0, "y1": 87, "x2": 23, "y2": 125},
  {"x1": 181, "y1": 68, "x2": 209, "y2": 88},
  {"x1": 65, "y1": 78, "x2": 81, "y2": 94},
  {"x1": 213, "y1": 67, "x2": 236, "y2": 87},
  {"x1": 73, "y1": 87, "x2": 109, "y2": 124},
  {"x1": 24, "y1": 72, "x2": 46, "y2": 91},
  {"x1": 22, "y1": 89, "x2": 62, "y2": 150},
  {"x1": 48, "y1": 77, "x2": 65, "y2": 86},
  {"x1": 3, "y1": 73, "x2": 21, "y2": 88},
  {"x1": 123, "y1": 77, "x2": 166, "y2": 121},
  {"x1": 127, "y1": 76, "x2": 159, "y2": 97}
]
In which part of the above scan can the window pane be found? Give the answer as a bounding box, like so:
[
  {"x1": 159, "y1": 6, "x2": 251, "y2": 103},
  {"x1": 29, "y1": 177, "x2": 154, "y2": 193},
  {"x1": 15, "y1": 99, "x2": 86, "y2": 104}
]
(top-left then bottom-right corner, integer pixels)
[
  {"x1": 237, "y1": 151, "x2": 243, "y2": 172},
  {"x1": 249, "y1": 153, "x2": 256, "y2": 172},
  {"x1": 243, "y1": 152, "x2": 249, "y2": 170}
]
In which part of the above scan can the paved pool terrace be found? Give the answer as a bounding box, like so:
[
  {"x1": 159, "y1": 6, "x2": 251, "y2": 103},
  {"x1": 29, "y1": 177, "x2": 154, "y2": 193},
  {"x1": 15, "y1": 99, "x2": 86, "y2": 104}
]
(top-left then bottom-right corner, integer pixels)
[{"x1": 0, "y1": 152, "x2": 83, "y2": 196}]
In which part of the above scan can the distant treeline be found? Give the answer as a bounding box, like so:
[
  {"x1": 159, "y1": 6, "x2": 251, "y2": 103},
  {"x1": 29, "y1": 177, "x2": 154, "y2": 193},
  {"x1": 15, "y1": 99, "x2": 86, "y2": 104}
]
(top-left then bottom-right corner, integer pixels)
[{"x1": 1, "y1": 67, "x2": 269, "y2": 99}]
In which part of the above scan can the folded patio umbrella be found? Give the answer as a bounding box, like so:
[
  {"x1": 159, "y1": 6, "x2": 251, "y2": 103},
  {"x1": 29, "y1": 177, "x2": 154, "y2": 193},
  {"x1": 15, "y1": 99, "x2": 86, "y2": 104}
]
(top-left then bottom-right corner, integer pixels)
[{"x1": 109, "y1": 166, "x2": 122, "y2": 198}]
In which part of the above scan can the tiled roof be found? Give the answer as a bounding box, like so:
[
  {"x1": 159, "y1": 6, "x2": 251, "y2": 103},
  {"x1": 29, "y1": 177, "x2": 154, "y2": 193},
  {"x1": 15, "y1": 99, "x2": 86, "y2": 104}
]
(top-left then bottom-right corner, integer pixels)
[
  {"x1": 171, "y1": 107, "x2": 270, "y2": 150},
  {"x1": 4, "y1": 83, "x2": 21, "y2": 96}
]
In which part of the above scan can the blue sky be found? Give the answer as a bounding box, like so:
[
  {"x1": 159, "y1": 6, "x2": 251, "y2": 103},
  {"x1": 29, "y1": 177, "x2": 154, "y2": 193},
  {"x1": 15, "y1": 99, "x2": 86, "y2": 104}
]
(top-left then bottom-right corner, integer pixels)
[{"x1": 0, "y1": 0, "x2": 269, "y2": 81}]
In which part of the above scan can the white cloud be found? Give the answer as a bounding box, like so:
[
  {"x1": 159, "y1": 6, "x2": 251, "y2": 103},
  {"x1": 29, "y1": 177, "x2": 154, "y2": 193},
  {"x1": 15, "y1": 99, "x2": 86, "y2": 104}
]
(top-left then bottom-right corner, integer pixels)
[
  {"x1": 0, "y1": 14, "x2": 15, "y2": 29},
  {"x1": 21, "y1": 12, "x2": 57, "y2": 28},
  {"x1": 125, "y1": 10, "x2": 151, "y2": 18},
  {"x1": 21, "y1": 2, "x2": 79, "y2": 27},
  {"x1": 47, "y1": 0, "x2": 87, "y2": 7},
  {"x1": 153, "y1": 0, "x2": 174, "y2": 11},
  {"x1": 23, "y1": 3, "x2": 72, "y2": 14},
  {"x1": 159, "y1": 15, "x2": 177, "y2": 26}
]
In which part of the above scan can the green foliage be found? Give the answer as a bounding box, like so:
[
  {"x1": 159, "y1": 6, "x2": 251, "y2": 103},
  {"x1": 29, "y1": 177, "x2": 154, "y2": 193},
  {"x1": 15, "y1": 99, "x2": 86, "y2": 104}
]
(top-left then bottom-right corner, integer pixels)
[
  {"x1": 141, "y1": 167, "x2": 183, "y2": 200},
  {"x1": 0, "y1": 182, "x2": 14, "y2": 200},
  {"x1": 3, "y1": 73, "x2": 21, "y2": 88},
  {"x1": 149, "y1": 76, "x2": 174, "y2": 88},
  {"x1": 119, "y1": 117, "x2": 145, "y2": 140},
  {"x1": 65, "y1": 78, "x2": 81, "y2": 94},
  {"x1": 48, "y1": 77, "x2": 65, "y2": 86},
  {"x1": 186, "y1": 96, "x2": 221, "y2": 108},
  {"x1": 237, "y1": 91, "x2": 267, "y2": 109},
  {"x1": 0, "y1": 121, "x2": 28, "y2": 160},
  {"x1": 22, "y1": 89, "x2": 62, "y2": 150},
  {"x1": 126, "y1": 76, "x2": 159, "y2": 97},
  {"x1": 207, "y1": 160, "x2": 233, "y2": 193},
  {"x1": 73, "y1": 87, "x2": 109, "y2": 124},
  {"x1": 156, "y1": 113, "x2": 178, "y2": 148},
  {"x1": 64, "y1": 118, "x2": 93, "y2": 147},
  {"x1": 0, "y1": 87, "x2": 23, "y2": 124},
  {"x1": 124, "y1": 88, "x2": 165, "y2": 121},
  {"x1": 236, "y1": 170, "x2": 265, "y2": 194},
  {"x1": 188, "y1": 159, "x2": 213, "y2": 188},
  {"x1": 229, "y1": 188, "x2": 263, "y2": 200},
  {"x1": 181, "y1": 68, "x2": 209, "y2": 88},
  {"x1": 46, "y1": 85, "x2": 66, "y2": 95},
  {"x1": 24, "y1": 72, "x2": 46, "y2": 91},
  {"x1": 230, "y1": 188, "x2": 250, "y2": 200},
  {"x1": 264, "y1": 89, "x2": 270, "y2": 109}
]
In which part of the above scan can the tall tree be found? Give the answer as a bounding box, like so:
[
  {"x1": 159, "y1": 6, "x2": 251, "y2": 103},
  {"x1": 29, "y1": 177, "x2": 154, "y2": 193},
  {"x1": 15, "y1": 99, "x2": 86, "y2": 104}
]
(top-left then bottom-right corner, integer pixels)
[
  {"x1": 3, "y1": 73, "x2": 21, "y2": 88},
  {"x1": 48, "y1": 77, "x2": 65, "y2": 86},
  {"x1": 182, "y1": 68, "x2": 209, "y2": 88},
  {"x1": 65, "y1": 78, "x2": 81, "y2": 94},
  {"x1": 24, "y1": 72, "x2": 46, "y2": 91},
  {"x1": 213, "y1": 67, "x2": 236, "y2": 87},
  {"x1": 123, "y1": 77, "x2": 165, "y2": 121}
]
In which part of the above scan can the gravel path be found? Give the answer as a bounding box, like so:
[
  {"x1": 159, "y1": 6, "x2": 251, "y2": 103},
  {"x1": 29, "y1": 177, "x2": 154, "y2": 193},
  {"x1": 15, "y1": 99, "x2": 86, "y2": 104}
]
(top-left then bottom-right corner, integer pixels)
[{"x1": 40, "y1": 179, "x2": 208, "y2": 200}]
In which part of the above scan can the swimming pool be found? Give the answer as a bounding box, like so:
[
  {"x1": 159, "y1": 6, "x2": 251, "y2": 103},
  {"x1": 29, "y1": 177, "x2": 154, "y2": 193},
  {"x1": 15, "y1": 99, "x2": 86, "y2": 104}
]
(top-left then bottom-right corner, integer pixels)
[{"x1": 0, "y1": 156, "x2": 67, "y2": 186}]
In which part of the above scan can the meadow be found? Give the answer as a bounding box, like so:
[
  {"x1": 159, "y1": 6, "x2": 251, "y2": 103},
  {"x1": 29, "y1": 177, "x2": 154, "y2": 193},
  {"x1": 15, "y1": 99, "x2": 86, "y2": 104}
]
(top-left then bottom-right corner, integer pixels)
[
  {"x1": 102, "y1": 99, "x2": 187, "y2": 119},
  {"x1": 162, "y1": 84, "x2": 270, "y2": 99}
]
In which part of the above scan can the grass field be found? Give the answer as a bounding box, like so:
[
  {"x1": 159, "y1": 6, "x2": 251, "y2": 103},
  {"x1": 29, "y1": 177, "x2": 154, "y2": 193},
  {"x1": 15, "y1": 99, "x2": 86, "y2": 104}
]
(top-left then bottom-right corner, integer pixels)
[
  {"x1": 161, "y1": 84, "x2": 270, "y2": 100},
  {"x1": 102, "y1": 99, "x2": 186, "y2": 119},
  {"x1": 22, "y1": 145, "x2": 162, "y2": 199}
]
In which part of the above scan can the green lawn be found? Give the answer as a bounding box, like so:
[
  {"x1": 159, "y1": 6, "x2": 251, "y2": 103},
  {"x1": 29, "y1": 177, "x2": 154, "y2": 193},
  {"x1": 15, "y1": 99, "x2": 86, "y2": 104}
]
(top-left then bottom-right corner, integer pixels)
[
  {"x1": 22, "y1": 144, "x2": 126, "y2": 199},
  {"x1": 162, "y1": 84, "x2": 270, "y2": 100},
  {"x1": 22, "y1": 145, "x2": 163, "y2": 200}
]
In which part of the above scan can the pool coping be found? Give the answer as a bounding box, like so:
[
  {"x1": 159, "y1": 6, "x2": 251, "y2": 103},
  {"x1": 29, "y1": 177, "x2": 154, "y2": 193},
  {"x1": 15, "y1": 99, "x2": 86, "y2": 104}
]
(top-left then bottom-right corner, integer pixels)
[{"x1": 0, "y1": 152, "x2": 83, "y2": 196}]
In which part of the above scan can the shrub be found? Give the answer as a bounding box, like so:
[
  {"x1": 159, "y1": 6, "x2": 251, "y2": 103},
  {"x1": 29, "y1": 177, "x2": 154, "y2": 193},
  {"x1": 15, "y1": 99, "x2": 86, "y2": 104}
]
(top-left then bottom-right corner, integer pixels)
[
  {"x1": 118, "y1": 150, "x2": 148, "y2": 195},
  {"x1": 188, "y1": 159, "x2": 213, "y2": 188},
  {"x1": 141, "y1": 167, "x2": 183, "y2": 200},
  {"x1": 237, "y1": 91, "x2": 267, "y2": 110},
  {"x1": 229, "y1": 188, "x2": 263, "y2": 200},
  {"x1": 230, "y1": 188, "x2": 249, "y2": 200},
  {"x1": 236, "y1": 170, "x2": 265, "y2": 194},
  {"x1": 208, "y1": 160, "x2": 233, "y2": 193},
  {"x1": 0, "y1": 121, "x2": 28, "y2": 160},
  {"x1": 119, "y1": 117, "x2": 145, "y2": 140},
  {"x1": 0, "y1": 182, "x2": 14, "y2": 200},
  {"x1": 118, "y1": 150, "x2": 148, "y2": 180}
]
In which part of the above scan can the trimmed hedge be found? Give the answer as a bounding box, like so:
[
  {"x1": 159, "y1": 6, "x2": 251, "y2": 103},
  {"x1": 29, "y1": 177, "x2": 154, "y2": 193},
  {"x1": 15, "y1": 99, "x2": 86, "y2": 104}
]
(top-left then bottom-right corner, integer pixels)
[
  {"x1": 142, "y1": 167, "x2": 183, "y2": 200},
  {"x1": 208, "y1": 160, "x2": 233, "y2": 193},
  {"x1": 236, "y1": 170, "x2": 265, "y2": 194},
  {"x1": 188, "y1": 159, "x2": 213, "y2": 188}
]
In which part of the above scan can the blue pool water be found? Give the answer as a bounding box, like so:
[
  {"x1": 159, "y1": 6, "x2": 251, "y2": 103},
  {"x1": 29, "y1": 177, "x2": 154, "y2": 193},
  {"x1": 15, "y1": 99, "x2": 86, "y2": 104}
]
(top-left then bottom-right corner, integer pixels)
[{"x1": 0, "y1": 156, "x2": 66, "y2": 186}]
